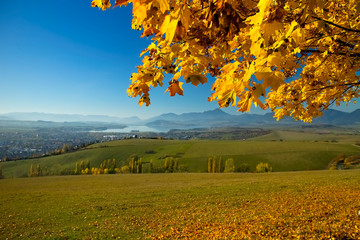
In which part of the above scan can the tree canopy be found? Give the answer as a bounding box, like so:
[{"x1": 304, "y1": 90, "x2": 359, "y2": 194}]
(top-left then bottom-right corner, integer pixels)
[{"x1": 91, "y1": 0, "x2": 360, "y2": 122}]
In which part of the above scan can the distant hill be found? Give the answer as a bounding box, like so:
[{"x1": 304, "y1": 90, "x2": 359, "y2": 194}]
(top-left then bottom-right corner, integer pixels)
[
  {"x1": 312, "y1": 109, "x2": 360, "y2": 125},
  {"x1": 0, "y1": 115, "x2": 12, "y2": 120},
  {"x1": 116, "y1": 116, "x2": 143, "y2": 125},
  {"x1": 145, "y1": 108, "x2": 360, "y2": 129},
  {"x1": 146, "y1": 109, "x2": 278, "y2": 128},
  {"x1": 1, "y1": 108, "x2": 359, "y2": 128},
  {"x1": 146, "y1": 109, "x2": 232, "y2": 125},
  {"x1": 0, "y1": 112, "x2": 140, "y2": 124}
]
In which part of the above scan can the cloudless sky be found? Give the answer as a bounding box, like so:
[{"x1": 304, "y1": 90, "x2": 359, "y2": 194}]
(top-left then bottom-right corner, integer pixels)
[{"x1": 0, "y1": 2, "x2": 358, "y2": 119}]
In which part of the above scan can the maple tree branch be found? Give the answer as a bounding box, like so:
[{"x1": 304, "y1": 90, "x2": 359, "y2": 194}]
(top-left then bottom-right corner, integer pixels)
[
  {"x1": 321, "y1": 98, "x2": 338, "y2": 112},
  {"x1": 309, "y1": 82, "x2": 360, "y2": 92},
  {"x1": 301, "y1": 49, "x2": 360, "y2": 58},
  {"x1": 311, "y1": 16, "x2": 360, "y2": 33},
  {"x1": 335, "y1": 39, "x2": 356, "y2": 48},
  {"x1": 305, "y1": 31, "x2": 348, "y2": 41},
  {"x1": 320, "y1": 83, "x2": 357, "y2": 111}
]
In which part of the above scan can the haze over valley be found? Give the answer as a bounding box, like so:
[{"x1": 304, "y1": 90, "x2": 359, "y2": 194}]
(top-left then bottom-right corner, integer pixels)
[{"x1": 1, "y1": 108, "x2": 359, "y2": 161}]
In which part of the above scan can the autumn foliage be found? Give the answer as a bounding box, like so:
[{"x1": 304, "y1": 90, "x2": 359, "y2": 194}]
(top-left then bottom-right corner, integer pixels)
[
  {"x1": 92, "y1": 0, "x2": 360, "y2": 122},
  {"x1": 144, "y1": 184, "x2": 360, "y2": 239}
]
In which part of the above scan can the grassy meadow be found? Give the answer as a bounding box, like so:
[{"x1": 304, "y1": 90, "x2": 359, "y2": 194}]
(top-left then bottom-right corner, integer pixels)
[
  {"x1": 1, "y1": 129, "x2": 360, "y2": 239},
  {"x1": 1, "y1": 129, "x2": 360, "y2": 178},
  {"x1": 1, "y1": 170, "x2": 360, "y2": 239}
]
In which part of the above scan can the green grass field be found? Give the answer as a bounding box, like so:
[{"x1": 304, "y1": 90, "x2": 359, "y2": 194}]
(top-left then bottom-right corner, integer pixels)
[
  {"x1": 1, "y1": 130, "x2": 360, "y2": 239},
  {"x1": 252, "y1": 129, "x2": 360, "y2": 143},
  {"x1": 1, "y1": 130, "x2": 360, "y2": 178},
  {"x1": 1, "y1": 170, "x2": 360, "y2": 239}
]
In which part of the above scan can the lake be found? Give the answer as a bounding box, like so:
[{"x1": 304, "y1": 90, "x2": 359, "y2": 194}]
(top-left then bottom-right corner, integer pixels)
[{"x1": 90, "y1": 125, "x2": 168, "y2": 133}]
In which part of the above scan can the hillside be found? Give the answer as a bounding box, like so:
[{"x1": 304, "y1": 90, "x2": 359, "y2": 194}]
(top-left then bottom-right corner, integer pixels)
[{"x1": 1, "y1": 132, "x2": 359, "y2": 178}]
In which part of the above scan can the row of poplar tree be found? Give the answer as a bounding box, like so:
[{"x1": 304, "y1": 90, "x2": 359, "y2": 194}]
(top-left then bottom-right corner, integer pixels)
[
  {"x1": 26, "y1": 156, "x2": 272, "y2": 177},
  {"x1": 29, "y1": 164, "x2": 46, "y2": 177},
  {"x1": 207, "y1": 156, "x2": 272, "y2": 173},
  {"x1": 208, "y1": 156, "x2": 242, "y2": 173},
  {"x1": 73, "y1": 155, "x2": 182, "y2": 175}
]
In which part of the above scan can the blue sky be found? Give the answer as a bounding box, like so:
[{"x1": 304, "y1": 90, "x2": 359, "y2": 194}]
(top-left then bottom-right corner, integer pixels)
[{"x1": 0, "y1": 2, "x2": 358, "y2": 119}]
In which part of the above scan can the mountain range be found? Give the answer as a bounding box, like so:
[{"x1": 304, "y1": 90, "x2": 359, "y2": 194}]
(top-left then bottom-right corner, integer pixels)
[
  {"x1": 145, "y1": 109, "x2": 360, "y2": 128},
  {"x1": 0, "y1": 108, "x2": 359, "y2": 128},
  {"x1": 0, "y1": 112, "x2": 141, "y2": 124}
]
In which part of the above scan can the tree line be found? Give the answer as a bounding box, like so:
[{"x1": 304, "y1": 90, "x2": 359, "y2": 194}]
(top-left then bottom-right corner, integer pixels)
[
  {"x1": 26, "y1": 155, "x2": 275, "y2": 177},
  {"x1": 26, "y1": 154, "x2": 189, "y2": 177},
  {"x1": 207, "y1": 156, "x2": 273, "y2": 173}
]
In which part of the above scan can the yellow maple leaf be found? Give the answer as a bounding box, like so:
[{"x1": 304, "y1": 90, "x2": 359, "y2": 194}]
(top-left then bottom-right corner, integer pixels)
[
  {"x1": 141, "y1": 27, "x2": 160, "y2": 38},
  {"x1": 255, "y1": 70, "x2": 284, "y2": 89},
  {"x1": 267, "y1": 52, "x2": 284, "y2": 67},
  {"x1": 165, "y1": 19, "x2": 179, "y2": 43},
  {"x1": 262, "y1": 21, "x2": 284, "y2": 38},
  {"x1": 237, "y1": 93, "x2": 252, "y2": 112},
  {"x1": 181, "y1": 7, "x2": 191, "y2": 32},
  {"x1": 91, "y1": 0, "x2": 111, "y2": 10},
  {"x1": 114, "y1": 0, "x2": 131, "y2": 7},
  {"x1": 218, "y1": 90, "x2": 237, "y2": 107},
  {"x1": 156, "y1": 0, "x2": 170, "y2": 14},
  {"x1": 160, "y1": 15, "x2": 171, "y2": 34},
  {"x1": 243, "y1": 62, "x2": 255, "y2": 83},
  {"x1": 248, "y1": 0, "x2": 272, "y2": 26},
  {"x1": 132, "y1": 0, "x2": 147, "y2": 22},
  {"x1": 139, "y1": 94, "x2": 150, "y2": 106},
  {"x1": 160, "y1": 7, "x2": 181, "y2": 43},
  {"x1": 185, "y1": 75, "x2": 207, "y2": 86},
  {"x1": 286, "y1": 20, "x2": 298, "y2": 38},
  {"x1": 165, "y1": 80, "x2": 184, "y2": 96},
  {"x1": 291, "y1": 28, "x2": 305, "y2": 44},
  {"x1": 293, "y1": 47, "x2": 301, "y2": 54},
  {"x1": 171, "y1": 72, "x2": 181, "y2": 80}
]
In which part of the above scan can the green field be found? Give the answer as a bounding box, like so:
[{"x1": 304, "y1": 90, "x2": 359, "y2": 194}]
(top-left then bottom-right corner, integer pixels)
[
  {"x1": 1, "y1": 130, "x2": 360, "y2": 178},
  {"x1": 1, "y1": 130, "x2": 360, "y2": 239},
  {"x1": 252, "y1": 129, "x2": 360, "y2": 143},
  {"x1": 1, "y1": 171, "x2": 360, "y2": 239}
]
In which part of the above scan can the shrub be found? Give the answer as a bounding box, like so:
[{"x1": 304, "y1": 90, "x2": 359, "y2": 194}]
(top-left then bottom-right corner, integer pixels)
[
  {"x1": 256, "y1": 162, "x2": 273, "y2": 173},
  {"x1": 178, "y1": 165, "x2": 189, "y2": 173},
  {"x1": 237, "y1": 163, "x2": 250, "y2": 173},
  {"x1": 121, "y1": 165, "x2": 130, "y2": 173},
  {"x1": 59, "y1": 169, "x2": 74, "y2": 175},
  {"x1": 224, "y1": 158, "x2": 235, "y2": 173},
  {"x1": 151, "y1": 166, "x2": 166, "y2": 173},
  {"x1": 141, "y1": 164, "x2": 151, "y2": 173},
  {"x1": 91, "y1": 167, "x2": 100, "y2": 175}
]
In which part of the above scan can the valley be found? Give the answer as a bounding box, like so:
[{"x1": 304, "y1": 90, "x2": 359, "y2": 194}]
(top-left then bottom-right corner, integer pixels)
[{"x1": 1, "y1": 129, "x2": 359, "y2": 178}]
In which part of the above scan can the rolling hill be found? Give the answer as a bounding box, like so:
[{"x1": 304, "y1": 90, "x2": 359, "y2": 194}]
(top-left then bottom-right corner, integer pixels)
[{"x1": 1, "y1": 135, "x2": 359, "y2": 178}]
